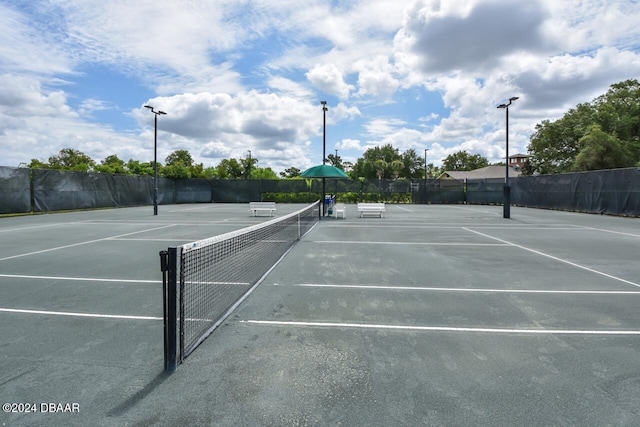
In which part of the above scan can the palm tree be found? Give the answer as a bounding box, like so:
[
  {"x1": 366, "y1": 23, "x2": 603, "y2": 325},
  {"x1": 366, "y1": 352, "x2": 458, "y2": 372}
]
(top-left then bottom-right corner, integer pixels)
[
  {"x1": 374, "y1": 159, "x2": 387, "y2": 181},
  {"x1": 391, "y1": 159, "x2": 404, "y2": 180}
]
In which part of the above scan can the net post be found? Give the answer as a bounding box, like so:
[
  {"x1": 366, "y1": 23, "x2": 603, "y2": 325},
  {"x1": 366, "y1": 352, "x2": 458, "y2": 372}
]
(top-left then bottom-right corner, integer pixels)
[{"x1": 160, "y1": 248, "x2": 178, "y2": 372}]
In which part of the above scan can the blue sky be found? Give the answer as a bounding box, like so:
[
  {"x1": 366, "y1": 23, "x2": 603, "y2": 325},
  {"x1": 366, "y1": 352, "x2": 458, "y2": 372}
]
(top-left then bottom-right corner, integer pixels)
[{"x1": 1, "y1": 0, "x2": 639, "y2": 173}]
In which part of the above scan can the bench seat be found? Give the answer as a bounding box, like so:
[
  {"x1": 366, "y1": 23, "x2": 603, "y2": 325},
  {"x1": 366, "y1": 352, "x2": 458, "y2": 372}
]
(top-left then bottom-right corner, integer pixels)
[
  {"x1": 357, "y1": 202, "x2": 385, "y2": 218},
  {"x1": 249, "y1": 202, "x2": 276, "y2": 217}
]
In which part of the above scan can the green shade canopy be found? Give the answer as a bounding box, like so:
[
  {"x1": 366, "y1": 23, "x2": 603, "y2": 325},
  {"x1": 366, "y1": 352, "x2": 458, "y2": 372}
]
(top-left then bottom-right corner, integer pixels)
[{"x1": 300, "y1": 164, "x2": 349, "y2": 178}]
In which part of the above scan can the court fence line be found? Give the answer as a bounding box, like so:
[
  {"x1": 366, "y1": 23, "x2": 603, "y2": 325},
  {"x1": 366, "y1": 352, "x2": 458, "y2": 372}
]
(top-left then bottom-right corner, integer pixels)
[{"x1": 1, "y1": 166, "x2": 638, "y2": 216}]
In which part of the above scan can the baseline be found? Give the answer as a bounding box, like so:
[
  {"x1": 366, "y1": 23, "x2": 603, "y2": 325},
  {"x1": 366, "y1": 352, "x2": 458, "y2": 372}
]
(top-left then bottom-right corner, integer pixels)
[{"x1": 0, "y1": 307, "x2": 162, "y2": 321}]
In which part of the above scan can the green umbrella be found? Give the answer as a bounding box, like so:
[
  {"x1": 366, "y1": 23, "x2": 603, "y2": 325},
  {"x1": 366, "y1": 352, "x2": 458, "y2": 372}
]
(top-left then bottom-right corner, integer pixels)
[{"x1": 300, "y1": 164, "x2": 349, "y2": 178}]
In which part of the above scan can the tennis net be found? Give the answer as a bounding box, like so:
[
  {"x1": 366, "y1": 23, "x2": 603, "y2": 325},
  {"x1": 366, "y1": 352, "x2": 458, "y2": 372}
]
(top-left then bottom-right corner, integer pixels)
[{"x1": 160, "y1": 201, "x2": 320, "y2": 371}]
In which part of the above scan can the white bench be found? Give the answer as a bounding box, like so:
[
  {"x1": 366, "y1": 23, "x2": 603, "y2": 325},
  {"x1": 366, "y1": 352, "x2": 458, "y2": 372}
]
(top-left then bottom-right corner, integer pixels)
[
  {"x1": 357, "y1": 202, "x2": 385, "y2": 218},
  {"x1": 249, "y1": 201, "x2": 276, "y2": 217}
]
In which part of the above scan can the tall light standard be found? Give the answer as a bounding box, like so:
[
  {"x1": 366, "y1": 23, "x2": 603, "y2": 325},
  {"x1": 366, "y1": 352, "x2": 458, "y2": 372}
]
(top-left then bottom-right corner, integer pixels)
[
  {"x1": 247, "y1": 150, "x2": 252, "y2": 179},
  {"x1": 144, "y1": 105, "x2": 167, "y2": 215},
  {"x1": 321, "y1": 101, "x2": 328, "y2": 216},
  {"x1": 424, "y1": 148, "x2": 429, "y2": 204},
  {"x1": 497, "y1": 96, "x2": 518, "y2": 219}
]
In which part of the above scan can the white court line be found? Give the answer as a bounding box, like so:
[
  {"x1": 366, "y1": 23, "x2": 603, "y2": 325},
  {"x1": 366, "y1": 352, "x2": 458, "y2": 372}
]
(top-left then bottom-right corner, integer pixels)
[
  {"x1": 463, "y1": 227, "x2": 640, "y2": 289},
  {"x1": 273, "y1": 283, "x2": 640, "y2": 294},
  {"x1": 168, "y1": 205, "x2": 217, "y2": 212},
  {"x1": 577, "y1": 226, "x2": 640, "y2": 238},
  {"x1": 447, "y1": 206, "x2": 498, "y2": 214},
  {"x1": 0, "y1": 273, "x2": 161, "y2": 284},
  {"x1": 241, "y1": 320, "x2": 640, "y2": 335},
  {"x1": 109, "y1": 238, "x2": 194, "y2": 242},
  {"x1": 394, "y1": 206, "x2": 413, "y2": 212},
  {"x1": 0, "y1": 222, "x2": 85, "y2": 233},
  {"x1": 310, "y1": 240, "x2": 509, "y2": 246},
  {"x1": 0, "y1": 224, "x2": 177, "y2": 262},
  {"x1": 82, "y1": 220, "x2": 231, "y2": 225},
  {"x1": 323, "y1": 224, "x2": 583, "y2": 230},
  {"x1": 0, "y1": 307, "x2": 162, "y2": 321}
]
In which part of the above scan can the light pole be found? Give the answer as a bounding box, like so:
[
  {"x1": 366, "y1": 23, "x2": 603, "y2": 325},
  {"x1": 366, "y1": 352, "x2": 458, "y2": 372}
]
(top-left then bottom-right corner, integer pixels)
[
  {"x1": 247, "y1": 150, "x2": 252, "y2": 179},
  {"x1": 497, "y1": 96, "x2": 518, "y2": 219},
  {"x1": 321, "y1": 101, "x2": 328, "y2": 216},
  {"x1": 424, "y1": 148, "x2": 429, "y2": 204},
  {"x1": 144, "y1": 105, "x2": 167, "y2": 216}
]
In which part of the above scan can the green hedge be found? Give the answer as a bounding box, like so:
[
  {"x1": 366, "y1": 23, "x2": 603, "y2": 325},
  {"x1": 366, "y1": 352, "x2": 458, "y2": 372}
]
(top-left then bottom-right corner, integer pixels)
[
  {"x1": 262, "y1": 192, "x2": 322, "y2": 203},
  {"x1": 262, "y1": 192, "x2": 412, "y2": 203}
]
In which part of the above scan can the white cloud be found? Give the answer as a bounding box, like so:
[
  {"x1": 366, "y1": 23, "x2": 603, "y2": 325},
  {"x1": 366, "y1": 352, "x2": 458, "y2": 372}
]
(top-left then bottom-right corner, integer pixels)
[
  {"x1": 0, "y1": 4, "x2": 72, "y2": 75},
  {"x1": 267, "y1": 76, "x2": 315, "y2": 99},
  {"x1": 306, "y1": 63, "x2": 354, "y2": 99},
  {"x1": 136, "y1": 90, "x2": 326, "y2": 171},
  {"x1": 329, "y1": 103, "x2": 362, "y2": 123},
  {"x1": 363, "y1": 118, "x2": 407, "y2": 137},
  {"x1": 354, "y1": 56, "x2": 400, "y2": 100},
  {"x1": 0, "y1": 74, "x2": 76, "y2": 118},
  {"x1": 337, "y1": 138, "x2": 363, "y2": 151}
]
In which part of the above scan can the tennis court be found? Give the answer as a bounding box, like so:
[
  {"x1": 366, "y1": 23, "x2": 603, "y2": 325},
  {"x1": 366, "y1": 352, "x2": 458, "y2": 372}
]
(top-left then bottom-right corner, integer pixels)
[{"x1": 1, "y1": 203, "x2": 639, "y2": 426}]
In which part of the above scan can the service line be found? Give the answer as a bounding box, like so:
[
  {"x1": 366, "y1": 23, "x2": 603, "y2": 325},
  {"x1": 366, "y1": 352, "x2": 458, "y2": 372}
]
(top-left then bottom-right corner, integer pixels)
[
  {"x1": 272, "y1": 283, "x2": 640, "y2": 294},
  {"x1": 241, "y1": 320, "x2": 640, "y2": 335}
]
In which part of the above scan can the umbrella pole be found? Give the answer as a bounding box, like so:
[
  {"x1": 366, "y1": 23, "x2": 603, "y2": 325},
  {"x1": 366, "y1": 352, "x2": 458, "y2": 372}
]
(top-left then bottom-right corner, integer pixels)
[{"x1": 322, "y1": 177, "x2": 326, "y2": 216}]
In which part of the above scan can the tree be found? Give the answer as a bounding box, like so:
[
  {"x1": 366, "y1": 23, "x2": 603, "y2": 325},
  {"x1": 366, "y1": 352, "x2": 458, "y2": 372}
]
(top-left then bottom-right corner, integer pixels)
[
  {"x1": 126, "y1": 159, "x2": 155, "y2": 176},
  {"x1": 241, "y1": 156, "x2": 258, "y2": 179},
  {"x1": 528, "y1": 79, "x2": 640, "y2": 174},
  {"x1": 351, "y1": 144, "x2": 400, "y2": 179},
  {"x1": 326, "y1": 154, "x2": 343, "y2": 169},
  {"x1": 573, "y1": 125, "x2": 634, "y2": 171},
  {"x1": 426, "y1": 163, "x2": 441, "y2": 179},
  {"x1": 95, "y1": 155, "x2": 128, "y2": 174},
  {"x1": 215, "y1": 158, "x2": 244, "y2": 179},
  {"x1": 592, "y1": 79, "x2": 640, "y2": 164},
  {"x1": 374, "y1": 159, "x2": 387, "y2": 180},
  {"x1": 400, "y1": 148, "x2": 424, "y2": 179},
  {"x1": 165, "y1": 150, "x2": 193, "y2": 167},
  {"x1": 48, "y1": 148, "x2": 95, "y2": 172},
  {"x1": 390, "y1": 159, "x2": 404, "y2": 179},
  {"x1": 201, "y1": 167, "x2": 218, "y2": 179},
  {"x1": 280, "y1": 167, "x2": 301, "y2": 178},
  {"x1": 163, "y1": 149, "x2": 207, "y2": 179},
  {"x1": 441, "y1": 151, "x2": 489, "y2": 171},
  {"x1": 28, "y1": 159, "x2": 49, "y2": 169},
  {"x1": 251, "y1": 167, "x2": 278, "y2": 180}
]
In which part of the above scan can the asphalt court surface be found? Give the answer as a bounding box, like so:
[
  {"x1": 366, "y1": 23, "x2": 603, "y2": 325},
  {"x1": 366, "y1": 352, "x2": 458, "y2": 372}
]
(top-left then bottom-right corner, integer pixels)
[{"x1": 1, "y1": 203, "x2": 640, "y2": 426}]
